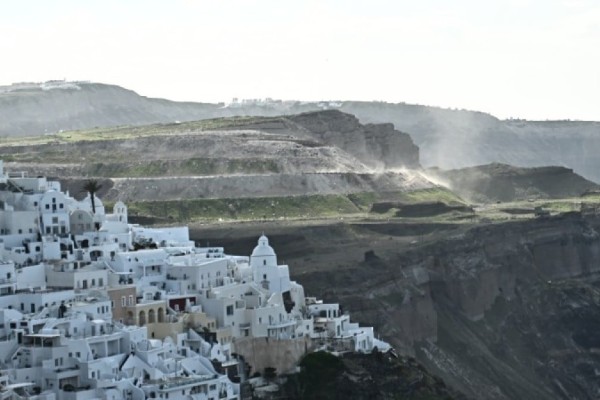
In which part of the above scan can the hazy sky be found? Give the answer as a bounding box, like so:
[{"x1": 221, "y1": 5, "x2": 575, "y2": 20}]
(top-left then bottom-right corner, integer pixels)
[{"x1": 1, "y1": 0, "x2": 599, "y2": 120}]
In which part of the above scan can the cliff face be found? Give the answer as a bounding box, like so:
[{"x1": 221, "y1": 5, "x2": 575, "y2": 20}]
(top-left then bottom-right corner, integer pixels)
[
  {"x1": 0, "y1": 110, "x2": 429, "y2": 202},
  {"x1": 287, "y1": 110, "x2": 420, "y2": 169},
  {"x1": 3, "y1": 82, "x2": 600, "y2": 181},
  {"x1": 225, "y1": 110, "x2": 420, "y2": 170},
  {"x1": 429, "y1": 163, "x2": 599, "y2": 202},
  {"x1": 389, "y1": 216, "x2": 600, "y2": 399},
  {"x1": 339, "y1": 102, "x2": 600, "y2": 182},
  {"x1": 196, "y1": 215, "x2": 600, "y2": 400},
  {"x1": 366, "y1": 215, "x2": 600, "y2": 399}
]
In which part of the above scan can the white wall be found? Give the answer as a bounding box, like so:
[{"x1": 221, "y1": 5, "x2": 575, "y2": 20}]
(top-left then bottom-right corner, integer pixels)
[{"x1": 16, "y1": 264, "x2": 46, "y2": 290}]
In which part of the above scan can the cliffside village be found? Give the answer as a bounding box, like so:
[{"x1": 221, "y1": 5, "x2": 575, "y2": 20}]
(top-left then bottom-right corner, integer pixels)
[{"x1": 0, "y1": 161, "x2": 388, "y2": 400}]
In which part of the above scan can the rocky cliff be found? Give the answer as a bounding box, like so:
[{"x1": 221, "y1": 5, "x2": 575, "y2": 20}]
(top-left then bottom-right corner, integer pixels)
[
  {"x1": 216, "y1": 110, "x2": 420, "y2": 170},
  {"x1": 196, "y1": 214, "x2": 600, "y2": 399},
  {"x1": 429, "y1": 163, "x2": 599, "y2": 203},
  {"x1": 281, "y1": 351, "x2": 465, "y2": 399},
  {"x1": 339, "y1": 102, "x2": 600, "y2": 182},
  {"x1": 3, "y1": 82, "x2": 599, "y2": 181},
  {"x1": 0, "y1": 111, "x2": 429, "y2": 203},
  {"x1": 362, "y1": 215, "x2": 600, "y2": 399}
]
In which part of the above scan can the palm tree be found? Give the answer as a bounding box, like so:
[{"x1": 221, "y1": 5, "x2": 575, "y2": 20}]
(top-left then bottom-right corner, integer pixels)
[{"x1": 82, "y1": 179, "x2": 103, "y2": 214}]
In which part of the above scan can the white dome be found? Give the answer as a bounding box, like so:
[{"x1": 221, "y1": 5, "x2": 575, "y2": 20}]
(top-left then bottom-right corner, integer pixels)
[{"x1": 251, "y1": 235, "x2": 276, "y2": 258}]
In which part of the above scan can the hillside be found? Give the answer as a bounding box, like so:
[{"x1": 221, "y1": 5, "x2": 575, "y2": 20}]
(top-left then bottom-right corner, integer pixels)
[
  {"x1": 0, "y1": 81, "x2": 220, "y2": 136},
  {"x1": 340, "y1": 102, "x2": 600, "y2": 183},
  {"x1": 0, "y1": 110, "x2": 438, "y2": 223},
  {"x1": 5, "y1": 83, "x2": 600, "y2": 398},
  {"x1": 1, "y1": 81, "x2": 600, "y2": 181},
  {"x1": 429, "y1": 163, "x2": 599, "y2": 203},
  {"x1": 198, "y1": 213, "x2": 600, "y2": 400},
  {"x1": 2, "y1": 106, "x2": 595, "y2": 220}
]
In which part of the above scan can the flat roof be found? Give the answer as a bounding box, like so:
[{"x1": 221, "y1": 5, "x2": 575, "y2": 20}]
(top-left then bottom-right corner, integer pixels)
[{"x1": 25, "y1": 333, "x2": 60, "y2": 338}]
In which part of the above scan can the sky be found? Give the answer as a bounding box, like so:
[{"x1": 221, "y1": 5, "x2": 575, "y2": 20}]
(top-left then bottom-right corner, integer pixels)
[{"x1": 1, "y1": 0, "x2": 599, "y2": 120}]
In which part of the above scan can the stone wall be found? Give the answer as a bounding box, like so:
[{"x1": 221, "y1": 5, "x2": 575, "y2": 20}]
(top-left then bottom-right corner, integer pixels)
[{"x1": 233, "y1": 336, "x2": 315, "y2": 376}]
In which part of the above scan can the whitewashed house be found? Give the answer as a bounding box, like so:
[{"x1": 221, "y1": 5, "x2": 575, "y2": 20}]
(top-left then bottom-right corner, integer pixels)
[{"x1": 0, "y1": 161, "x2": 387, "y2": 399}]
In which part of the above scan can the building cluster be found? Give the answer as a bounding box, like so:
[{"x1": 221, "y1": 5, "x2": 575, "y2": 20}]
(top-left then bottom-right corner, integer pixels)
[
  {"x1": 0, "y1": 80, "x2": 88, "y2": 94},
  {"x1": 0, "y1": 161, "x2": 388, "y2": 400},
  {"x1": 225, "y1": 98, "x2": 342, "y2": 110}
]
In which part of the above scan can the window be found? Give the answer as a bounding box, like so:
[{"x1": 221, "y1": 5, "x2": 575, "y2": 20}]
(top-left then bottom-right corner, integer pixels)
[
  {"x1": 99, "y1": 278, "x2": 103, "y2": 286},
  {"x1": 59, "y1": 203, "x2": 64, "y2": 209},
  {"x1": 226, "y1": 305, "x2": 234, "y2": 316},
  {"x1": 45, "y1": 204, "x2": 49, "y2": 210},
  {"x1": 52, "y1": 217, "x2": 58, "y2": 224},
  {"x1": 121, "y1": 296, "x2": 126, "y2": 307},
  {"x1": 128, "y1": 295, "x2": 134, "y2": 306},
  {"x1": 111, "y1": 300, "x2": 115, "y2": 309}
]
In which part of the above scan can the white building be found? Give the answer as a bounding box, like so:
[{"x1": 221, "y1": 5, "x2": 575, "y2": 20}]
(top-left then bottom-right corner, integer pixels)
[{"x1": 0, "y1": 162, "x2": 387, "y2": 399}]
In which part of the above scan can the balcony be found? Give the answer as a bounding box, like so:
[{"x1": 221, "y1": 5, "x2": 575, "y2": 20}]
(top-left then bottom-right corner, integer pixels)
[
  {"x1": 157, "y1": 375, "x2": 216, "y2": 391},
  {"x1": 268, "y1": 320, "x2": 296, "y2": 329}
]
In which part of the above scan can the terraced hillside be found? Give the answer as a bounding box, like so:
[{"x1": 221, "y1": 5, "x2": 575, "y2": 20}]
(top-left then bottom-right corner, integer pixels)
[
  {"x1": 429, "y1": 163, "x2": 599, "y2": 203},
  {"x1": 3, "y1": 81, "x2": 600, "y2": 181},
  {"x1": 0, "y1": 110, "x2": 445, "y2": 223}
]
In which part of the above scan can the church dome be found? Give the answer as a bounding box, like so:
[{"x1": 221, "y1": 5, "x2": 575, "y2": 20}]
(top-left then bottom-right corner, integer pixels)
[{"x1": 251, "y1": 235, "x2": 276, "y2": 258}]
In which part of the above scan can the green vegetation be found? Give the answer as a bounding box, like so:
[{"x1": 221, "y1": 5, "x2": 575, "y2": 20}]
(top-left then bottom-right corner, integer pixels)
[
  {"x1": 121, "y1": 188, "x2": 472, "y2": 224},
  {"x1": 347, "y1": 192, "x2": 378, "y2": 210},
  {"x1": 82, "y1": 179, "x2": 103, "y2": 214},
  {"x1": 0, "y1": 115, "x2": 281, "y2": 146},
  {"x1": 380, "y1": 290, "x2": 406, "y2": 305},
  {"x1": 394, "y1": 187, "x2": 466, "y2": 205},
  {"x1": 81, "y1": 158, "x2": 281, "y2": 177},
  {"x1": 467, "y1": 195, "x2": 600, "y2": 223},
  {"x1": 283, "y1": 351, "x2": 345, "y2": 400},
  {"x1": 125, "y1": 194, "x2": 362, "y2": 223}
]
